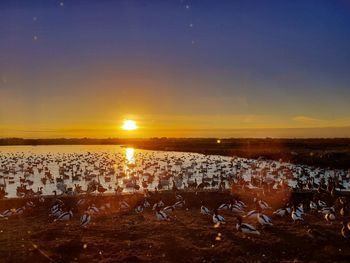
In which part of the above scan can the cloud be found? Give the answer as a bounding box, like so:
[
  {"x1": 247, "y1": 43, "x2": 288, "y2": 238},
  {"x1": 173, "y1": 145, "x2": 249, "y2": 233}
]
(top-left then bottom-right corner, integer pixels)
[
  {"x1": 292, "y1": 116, "x2": 326, "y2": 124},
  {"x1": 292, "y1": 116, "x2": 350, "y2": 128}
]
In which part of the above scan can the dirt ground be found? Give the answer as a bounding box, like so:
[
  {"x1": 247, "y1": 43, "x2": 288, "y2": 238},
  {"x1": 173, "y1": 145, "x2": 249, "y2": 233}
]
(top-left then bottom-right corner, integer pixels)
[{"x1": 0, "y1": 191, "x2": 349, "y2": 263}]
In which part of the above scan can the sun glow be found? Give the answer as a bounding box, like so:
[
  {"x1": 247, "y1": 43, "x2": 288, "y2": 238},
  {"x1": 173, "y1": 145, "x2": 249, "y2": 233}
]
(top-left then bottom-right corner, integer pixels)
[{"x1": 122, "y1": 120, "x2": 138, "y2": 131}]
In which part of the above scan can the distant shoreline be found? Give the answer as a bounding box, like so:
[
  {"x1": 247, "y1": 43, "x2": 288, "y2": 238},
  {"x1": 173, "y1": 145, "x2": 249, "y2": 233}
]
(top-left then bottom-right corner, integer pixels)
[{"x1": 1, "y1": 138, "x2": 350, "y2": 169}]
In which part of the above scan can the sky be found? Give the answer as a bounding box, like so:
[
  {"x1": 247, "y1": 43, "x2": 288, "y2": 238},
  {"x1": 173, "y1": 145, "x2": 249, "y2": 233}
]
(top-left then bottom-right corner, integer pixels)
[{"x1": 1, "y1": 0, "x2": 350, "y2": 138}]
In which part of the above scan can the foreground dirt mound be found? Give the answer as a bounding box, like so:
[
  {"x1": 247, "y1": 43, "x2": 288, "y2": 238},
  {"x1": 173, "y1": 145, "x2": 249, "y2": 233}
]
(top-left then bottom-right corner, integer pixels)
[{"x1": 0, "y1": 191, "x2": 349, "y2": 262}]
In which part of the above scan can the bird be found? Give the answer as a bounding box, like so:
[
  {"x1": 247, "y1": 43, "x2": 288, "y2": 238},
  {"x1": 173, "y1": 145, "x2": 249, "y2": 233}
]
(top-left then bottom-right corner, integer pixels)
[
  {"x1": 217, "y1": 202, "x2": 231, "y2": 211},
  {"x1": 258, "y1": 200, "x2": 271, "y2": 210},
  {"x1": 15, "y1": 206, "x2": 26, "y2": 215},
  {"x1": 2, "y1": 209, "x2": 15, "y2": 218},
  {"x1": 340, "y1": 206, "x2": 348, "y2": 217},
  {"x1": 0, "y1": 214, "x2": 8, "y2": 220},
  {"x1": 319, "y1": 206, "x2": 335, "y2": 215},
  {"x1": 55, "y1": 210, "x2": 73, "y2": 221},
  {"x1": 324, "y1": 213, "x2": 336, "y2": 223},
  {"x1": 142, "y1": 199, "x2": 150, "y2": 208},
  {"x1": 309, "y1": 201, "x2": 318, "y2": 211},
  {"x1": 244, "y1": 210, "x2": 259, "y2": 219},
  {"x1": 273, "y1": 208, "x2": 289, "y2": 217},
  {"x1": 341, "y1": 221, "x2": 350, "y2": 238},
  {"x1": 231, "y1": 203, "x2": 244, "y2": 214},
  {"x1": 318, "y1": 200, "x2": 327, "y2": 208},
  {"x1": 291, "y1": 208, "x2": 304, "y2": 223},
  {"x1": 200, "y1": 201, "x2": 210, "y2": 215},
  {"x1": 152, "y1": 200, "x2": 164, "y2": 210},
  {"x1": 212, "y1": 209, "x2": 225, "y2": 225},
  {"x1": 236, "y1": 216, "x2": 260, "y2": 235},
  {"x1": 257, "y1": 213, "x2": 273, "y2": 226},
  {"x1": 163, "y1": 205, "x2": 176, "y2": 213},
  {"x1": 88, "y1": 205, "x2": 100, "y2": 215},
  {"x1": 135, "y1": 204, "x2": 144, "y2": 213},
  {"x1": 174, "y1": 200, "x2": 185, "y2": 209},
  {"x1": 155, "y1": 207, "x2": 170, "y2": 221},
  {"x1": 295, "y1": 204, "x2": 304, "y2": 216},
  {"x1": 80, "y1": 211, "x2": 91, "y2": 228}
]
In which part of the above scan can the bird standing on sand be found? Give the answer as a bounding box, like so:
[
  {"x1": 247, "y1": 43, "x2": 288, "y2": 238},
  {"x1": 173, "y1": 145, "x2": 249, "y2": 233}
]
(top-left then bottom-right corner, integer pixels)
[
  {"x1": 80, "y1": 211, "x2": 91, "y2": 227},
  {"x1": 236, "y1": 216, "x2": 260, "y2": 235},
  {"x1": 341, "y1": 221, "x2": 350, "y2": 238},
  {"x1": 155, "y1": 207, "x2": 170, "y2": 221},
  {"x1": 257, "y1": 213, "x2": 273, "y2": 227},
  {"x1": 324, "y1": 213, "x2": 335, "y2": 223},
  {"x1": 55, "y1": 210, "x2": 73, "y2": 221},
  {"x1": 212, "y1": 209, "x2": 225, "y2": 225},
  {"x1": 291, "y1": 208, "x2": 304, "y2": 223},
  {"x1": 200, "y1": 201, "x2": 210, "y2": 215}
]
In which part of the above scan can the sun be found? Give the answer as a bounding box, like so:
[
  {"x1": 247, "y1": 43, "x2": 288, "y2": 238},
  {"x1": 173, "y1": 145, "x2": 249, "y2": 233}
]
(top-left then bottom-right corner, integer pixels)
[{"x1": 122, "y1": 119, "x2": 138, "y2": 131}]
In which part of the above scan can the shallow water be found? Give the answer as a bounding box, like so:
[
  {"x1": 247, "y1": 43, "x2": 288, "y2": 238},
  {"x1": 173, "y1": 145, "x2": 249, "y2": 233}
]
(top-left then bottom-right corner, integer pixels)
[{"x1": 0, "y1": 145, "x2": 348, "y2": 198}]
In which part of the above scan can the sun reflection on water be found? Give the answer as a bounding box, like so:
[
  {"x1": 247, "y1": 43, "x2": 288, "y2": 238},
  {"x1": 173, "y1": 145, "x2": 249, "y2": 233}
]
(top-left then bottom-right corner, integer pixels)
[{"x1": 125, "y1": 148, "x2": 135, "y2": 164}]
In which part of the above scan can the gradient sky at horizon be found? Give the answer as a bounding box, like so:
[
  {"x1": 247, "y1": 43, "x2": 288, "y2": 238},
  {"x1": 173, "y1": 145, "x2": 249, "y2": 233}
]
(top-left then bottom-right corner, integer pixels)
[{"x1": 1, "y1": 0, "x2": 350, "y2": 138}]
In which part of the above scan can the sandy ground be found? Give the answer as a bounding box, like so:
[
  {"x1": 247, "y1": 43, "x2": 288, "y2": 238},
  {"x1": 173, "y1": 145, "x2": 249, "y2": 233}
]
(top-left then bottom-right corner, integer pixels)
[{"x1": 0, "y1": 191, "x2": 349, "y2": 263}]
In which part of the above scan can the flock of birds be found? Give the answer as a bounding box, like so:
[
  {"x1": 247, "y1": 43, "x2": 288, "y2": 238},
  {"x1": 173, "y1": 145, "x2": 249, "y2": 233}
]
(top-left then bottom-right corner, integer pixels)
[
  {"x1": 0, "y1": 146, "x2": 349, "y2": 199},
  {"x1": 0, "y1": 146, "x2": 350, "y2": 241},
  {"x1": 0, "y1": 188, "x2": 350, "y2": 241}
]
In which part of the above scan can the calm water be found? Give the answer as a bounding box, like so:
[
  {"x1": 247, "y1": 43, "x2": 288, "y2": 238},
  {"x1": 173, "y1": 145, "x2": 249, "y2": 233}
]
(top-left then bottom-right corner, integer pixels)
[{"x1": 0, "y1": 145, "x2": 348, "y2": 198}]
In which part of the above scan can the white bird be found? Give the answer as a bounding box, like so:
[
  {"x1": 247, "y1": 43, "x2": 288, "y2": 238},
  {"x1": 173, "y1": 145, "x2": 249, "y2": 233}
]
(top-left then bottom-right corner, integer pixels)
[
  {"x1": 273, "y1": 208, "x2": 289, "y2": 217},
  {"x1": 2, "y1": 209, "x2": 14, "y2": 218},
  {"x1": 143, "y1": 199, "x2": 150, "y2": 208},
  {"x1": 218, "y1": 202, "x2": 231, "y2": 211},
  {"x1": 231, "y1": 204, "x2": 244, "y2": 214},
  {"x1": 80, "y1": 212, "x2": 91, "y2": 227},
  {"x1": 318, "y1": 200, "x2": 327, "y2": 208},
  {"x1": 245, "y1": 210, "x2": 259, "y2": 219},
  {"x1": 325, "y1": 213, "x2": 335, "y2": 223},
  {"x1": 309, "y1": 201, "x2": 318, "y2": 211},
  {"x1": 291, "y1": 208, "x2": 304, "y2": 222},
  {"x1": 258, "y1": 200, "x2": 271, "y2": 210},
  {"x1": 236, "y1": 216, "x2": 260, "y2": 235},
  {"x1": 88, "y1": 205, "x2": 100, "y2": 215},
  {"x1": 163, "y1": 205, "x2": 176, "y2": 213},
  {"x1": 200, "y1": 201, "x2": 210, "y2": 215},
  {"x1": 155, "y1": 207, "x2": 170, "y2": 221},
  {"x1": 15, "y1": 206, "x2": 26, "y2": 215},
  {"x1": 257, "y1": 213, "x2": 273, "y2": 226},
  {"x1": 174, "y1": 200, "x2": 185, "y2": 209},
  {"x1": 319, "y1": 206, "x2": 335, "y2": 215},
  {"x1": 55, "y1": 210, "x2": 73, "y2": 221},
  {"x1": 295, "y1": 204, "x2": 304, "y2": 216},
  {"x1": 135, "y1": 205, "x2": 144, "y2": 213},
  {"x1": 152, "y1": 200, "x2": 164, "y2": 210},
  {"x1": 212, "y1": 209, "x2": 225, "y2": 225}
]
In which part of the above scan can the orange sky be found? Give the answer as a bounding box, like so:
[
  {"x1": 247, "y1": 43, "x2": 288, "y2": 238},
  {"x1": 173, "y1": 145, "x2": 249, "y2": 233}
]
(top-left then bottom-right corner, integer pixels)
[{"x1": 1, "y1": 1, "x2": 350, "y2": 138}]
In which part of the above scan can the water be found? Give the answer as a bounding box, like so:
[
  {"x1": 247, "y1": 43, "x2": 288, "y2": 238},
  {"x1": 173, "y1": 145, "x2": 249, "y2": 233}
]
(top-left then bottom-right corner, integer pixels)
[{"x1": 0, "y1": 145, "x2": 349, "y2": 198}]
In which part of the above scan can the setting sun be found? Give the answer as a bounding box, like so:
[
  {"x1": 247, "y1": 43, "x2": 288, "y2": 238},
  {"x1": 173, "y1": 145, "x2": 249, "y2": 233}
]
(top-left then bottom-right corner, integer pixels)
[{"x1": 122, "y1": 120, "x2": 138, "y2": 131}]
